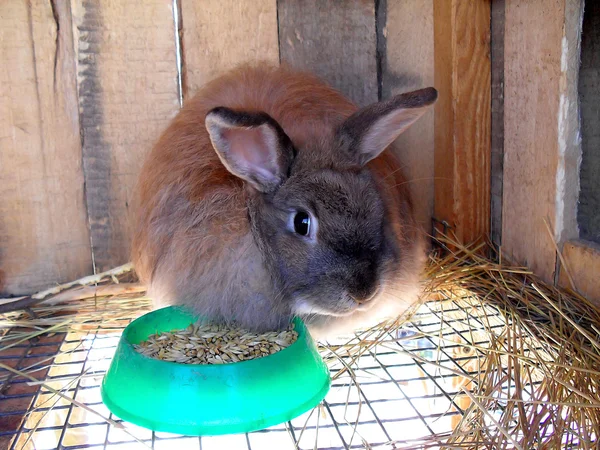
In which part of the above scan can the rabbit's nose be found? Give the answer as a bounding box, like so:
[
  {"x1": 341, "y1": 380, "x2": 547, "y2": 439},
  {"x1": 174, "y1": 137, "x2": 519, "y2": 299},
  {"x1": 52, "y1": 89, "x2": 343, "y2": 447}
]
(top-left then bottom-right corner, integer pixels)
[
  {"x1": 347, "y1": 260, "x2": 380, "y2": 304},
  {"x1": 348, "y1": 276, "x2": 380, "y2": 304},
  {"x1": 351, "y1": 287, "x2": 379, "y2": 305}
]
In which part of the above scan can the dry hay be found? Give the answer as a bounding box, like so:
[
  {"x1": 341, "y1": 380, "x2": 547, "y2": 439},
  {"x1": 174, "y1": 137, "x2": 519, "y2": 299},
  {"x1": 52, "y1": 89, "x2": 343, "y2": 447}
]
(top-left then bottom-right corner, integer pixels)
[
  {"x1": 0, "y1": 234, "x2": 599, "y2": 449},
  {"x1": 421, "y1": 236, "x2": 600, "y2": 449}
]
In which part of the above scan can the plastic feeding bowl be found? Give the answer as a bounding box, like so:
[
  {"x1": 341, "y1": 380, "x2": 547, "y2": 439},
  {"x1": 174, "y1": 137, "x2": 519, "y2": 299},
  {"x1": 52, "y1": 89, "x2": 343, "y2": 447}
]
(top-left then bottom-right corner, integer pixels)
[{"x1": 101, "y1": 306, "x2": 330, "y2": 436}]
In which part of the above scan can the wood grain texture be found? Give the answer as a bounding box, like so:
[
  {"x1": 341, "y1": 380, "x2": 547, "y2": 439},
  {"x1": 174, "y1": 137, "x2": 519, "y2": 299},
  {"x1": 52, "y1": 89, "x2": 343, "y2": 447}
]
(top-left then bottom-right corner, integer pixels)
[
  {"x1": 381, "y1": 0, "x2": 435, "y2": 230},
  {"x1": 71, "y1": 0, "x2": 180, "y2": 272},
  {"x1": 278, "y1": 0, "x2": 377, "y2": 107},
  {"x1": 180, "y1": 0, "x2": 279, "y2": 97},
  {"x1": 433, "y1": 0, "x2": 491, "y2": 245},
  {"x1": 559, "y1": 240, "x2": 600, "y2": 306},
  {"x1": 502, "y1": 0, "x2": 583, "y2": 282},
  {"x1": 0, "y1": 1, "x2": 92, "y2": 294}
]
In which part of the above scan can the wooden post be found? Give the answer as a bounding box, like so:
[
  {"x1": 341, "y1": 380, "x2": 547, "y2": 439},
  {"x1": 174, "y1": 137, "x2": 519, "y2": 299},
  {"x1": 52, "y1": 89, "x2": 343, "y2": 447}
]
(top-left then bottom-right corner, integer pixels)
[
  {"x1": 502, "y1": 0, "x2": 583, "y2": 282},
  {"x1": 70, "y1": 0, "x2": 180, "y2": 272},
  {"x1": 433, "y1": 0, "x2": 491, "y2": 245}
]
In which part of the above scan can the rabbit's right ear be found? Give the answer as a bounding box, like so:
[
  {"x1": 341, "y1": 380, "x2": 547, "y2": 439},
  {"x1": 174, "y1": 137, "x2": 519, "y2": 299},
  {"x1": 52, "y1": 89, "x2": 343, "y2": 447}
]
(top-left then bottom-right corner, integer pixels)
[
  {"x1": 337, "y1": 87, "x2": 437, "y2": 166},
  {"x1": 205, "y1": 107, "x2": 295, "y2": 193}
]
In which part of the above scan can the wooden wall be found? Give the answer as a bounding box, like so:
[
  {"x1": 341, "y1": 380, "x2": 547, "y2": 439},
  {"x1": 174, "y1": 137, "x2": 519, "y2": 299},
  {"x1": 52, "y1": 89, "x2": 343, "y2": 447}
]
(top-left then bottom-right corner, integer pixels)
[
  {"x1": 0, "y1": 0, "x2": 437, "y2": 296},
  {"x1": 5, "y1": 0, "x2": 594, "y2": 307}
]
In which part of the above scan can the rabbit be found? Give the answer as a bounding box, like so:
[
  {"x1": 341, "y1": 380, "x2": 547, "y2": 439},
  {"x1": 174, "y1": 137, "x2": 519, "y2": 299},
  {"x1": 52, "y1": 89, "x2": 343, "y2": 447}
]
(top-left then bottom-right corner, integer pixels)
[{"x1": 131, "y1": 63, "x2": 437, "y2": 338}]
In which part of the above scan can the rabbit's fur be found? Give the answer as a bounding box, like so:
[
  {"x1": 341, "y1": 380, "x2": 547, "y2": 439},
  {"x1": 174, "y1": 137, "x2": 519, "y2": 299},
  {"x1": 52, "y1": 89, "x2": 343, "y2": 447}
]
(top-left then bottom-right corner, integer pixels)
[{"x1": 132, "y1": 64, "x2": 437, "y2": 338}]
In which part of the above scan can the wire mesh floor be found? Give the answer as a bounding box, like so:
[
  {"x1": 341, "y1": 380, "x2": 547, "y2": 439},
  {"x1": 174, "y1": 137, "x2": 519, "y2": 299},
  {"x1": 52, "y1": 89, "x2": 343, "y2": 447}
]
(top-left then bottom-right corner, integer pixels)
[{"x1": 0, "y1": 291, "x2": 507, "y2": 450}]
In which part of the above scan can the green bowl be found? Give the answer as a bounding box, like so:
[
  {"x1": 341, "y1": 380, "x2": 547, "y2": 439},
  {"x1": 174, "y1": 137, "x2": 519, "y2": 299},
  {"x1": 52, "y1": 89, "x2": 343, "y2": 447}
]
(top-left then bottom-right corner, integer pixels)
[{"x1": 101, "y1": 306, "x2": 330, "y2": 436}]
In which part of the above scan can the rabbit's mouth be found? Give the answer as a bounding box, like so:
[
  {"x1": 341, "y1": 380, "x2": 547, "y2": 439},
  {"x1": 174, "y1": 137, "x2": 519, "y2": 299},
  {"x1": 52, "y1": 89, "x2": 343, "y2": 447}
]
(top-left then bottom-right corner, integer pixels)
[{"x1": 292, "y1": 290, "x2": 380, "y2": 318}]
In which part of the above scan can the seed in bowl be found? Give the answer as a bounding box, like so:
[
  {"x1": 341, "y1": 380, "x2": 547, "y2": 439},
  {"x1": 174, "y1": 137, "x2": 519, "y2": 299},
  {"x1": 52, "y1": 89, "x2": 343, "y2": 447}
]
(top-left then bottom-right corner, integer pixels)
[{"x1": 133, "y1": 323, "x2": 298, "y2": 364}]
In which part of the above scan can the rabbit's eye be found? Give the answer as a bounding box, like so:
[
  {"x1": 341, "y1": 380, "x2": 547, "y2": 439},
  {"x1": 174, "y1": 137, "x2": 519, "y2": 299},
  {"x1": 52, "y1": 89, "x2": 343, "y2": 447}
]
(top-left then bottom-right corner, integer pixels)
[{"x1": 293, "y1": 211, "x2": 311, "y2": 236}]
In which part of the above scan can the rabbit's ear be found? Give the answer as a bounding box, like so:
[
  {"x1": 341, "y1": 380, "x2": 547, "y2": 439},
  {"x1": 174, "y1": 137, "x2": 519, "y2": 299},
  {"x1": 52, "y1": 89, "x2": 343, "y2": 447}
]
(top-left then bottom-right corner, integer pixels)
[
  {"x1": 206, "y1": 107, "x2": 295, "y2": 193},
  {"x1": 337, "y1": 88, "x2": 437, "y2": 166}
]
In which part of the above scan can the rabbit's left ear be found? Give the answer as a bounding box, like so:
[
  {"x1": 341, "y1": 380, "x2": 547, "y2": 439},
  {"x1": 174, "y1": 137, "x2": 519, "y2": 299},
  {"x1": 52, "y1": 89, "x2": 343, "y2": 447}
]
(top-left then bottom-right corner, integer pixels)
[
  {"x1": 205, "y1": 107, "x2": 295, "y2": 193},
  {"x1": 337, "y1": 87, "x2": 437, "y2": 166}
]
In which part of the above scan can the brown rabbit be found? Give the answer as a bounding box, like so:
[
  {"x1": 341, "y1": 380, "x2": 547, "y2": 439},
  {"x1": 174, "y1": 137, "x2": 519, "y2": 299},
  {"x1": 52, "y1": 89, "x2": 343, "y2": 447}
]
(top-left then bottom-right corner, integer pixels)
[{"x1": 132, "y1": 64, "x2": 437, "y2": 338}]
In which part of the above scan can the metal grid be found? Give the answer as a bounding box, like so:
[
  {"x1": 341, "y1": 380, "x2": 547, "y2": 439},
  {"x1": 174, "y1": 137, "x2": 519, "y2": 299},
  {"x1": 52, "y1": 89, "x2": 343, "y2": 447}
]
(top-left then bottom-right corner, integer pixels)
[{"x1": 0, "y1": 292, "x2": 508, "y2": 450}]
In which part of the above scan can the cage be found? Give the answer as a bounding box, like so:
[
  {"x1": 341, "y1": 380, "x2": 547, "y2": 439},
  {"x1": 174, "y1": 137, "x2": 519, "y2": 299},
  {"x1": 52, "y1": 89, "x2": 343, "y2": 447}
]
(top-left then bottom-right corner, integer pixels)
[{"x1": 1, "y1": 1, "x2": 599, "y2": 449}]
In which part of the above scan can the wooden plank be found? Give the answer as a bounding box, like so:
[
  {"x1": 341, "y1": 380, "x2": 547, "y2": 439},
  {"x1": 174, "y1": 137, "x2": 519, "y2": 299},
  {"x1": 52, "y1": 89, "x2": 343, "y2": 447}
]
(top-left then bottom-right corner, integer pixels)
[
  {"x1": 559, "y1": 240, "x2": 600, "y2": 306},
  {"x1": 381, "y1": 0, "x2": 435, "y2": 230},
  {"x1": 560, "y1": 0, "x2": 585, "y2": 245},
  {"x1": 490, "y1": 0, "x2": 505, "y2": 248},
  {"x1": 278, "y1": 0, "x2": 378, "y2": 107},
  {"x1": 180, "y1": 0, "x2": 279, "y2": 97},
  {"x1": 71, "y1": 0, "x2": 180, "y2": 272},
  {"x1": 0, "y1": 1, "x2": 92, "y2": 294},
  {"x1": 502, "y1": 0, "x2": 583, "y2": 282},
  {"x1": 433, "y1": 0, "x2": 491, "y2": 244},
  {"x1": 578, "y1": 1, "x2": 600, "y2": 244}
]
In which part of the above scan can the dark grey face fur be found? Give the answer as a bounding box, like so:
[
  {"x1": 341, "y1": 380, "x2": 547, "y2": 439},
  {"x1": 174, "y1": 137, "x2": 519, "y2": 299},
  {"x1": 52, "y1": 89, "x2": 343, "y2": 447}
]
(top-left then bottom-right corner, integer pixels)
[{"x1": 250, "y1": 165, "x2": 397, "y2": 318}]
